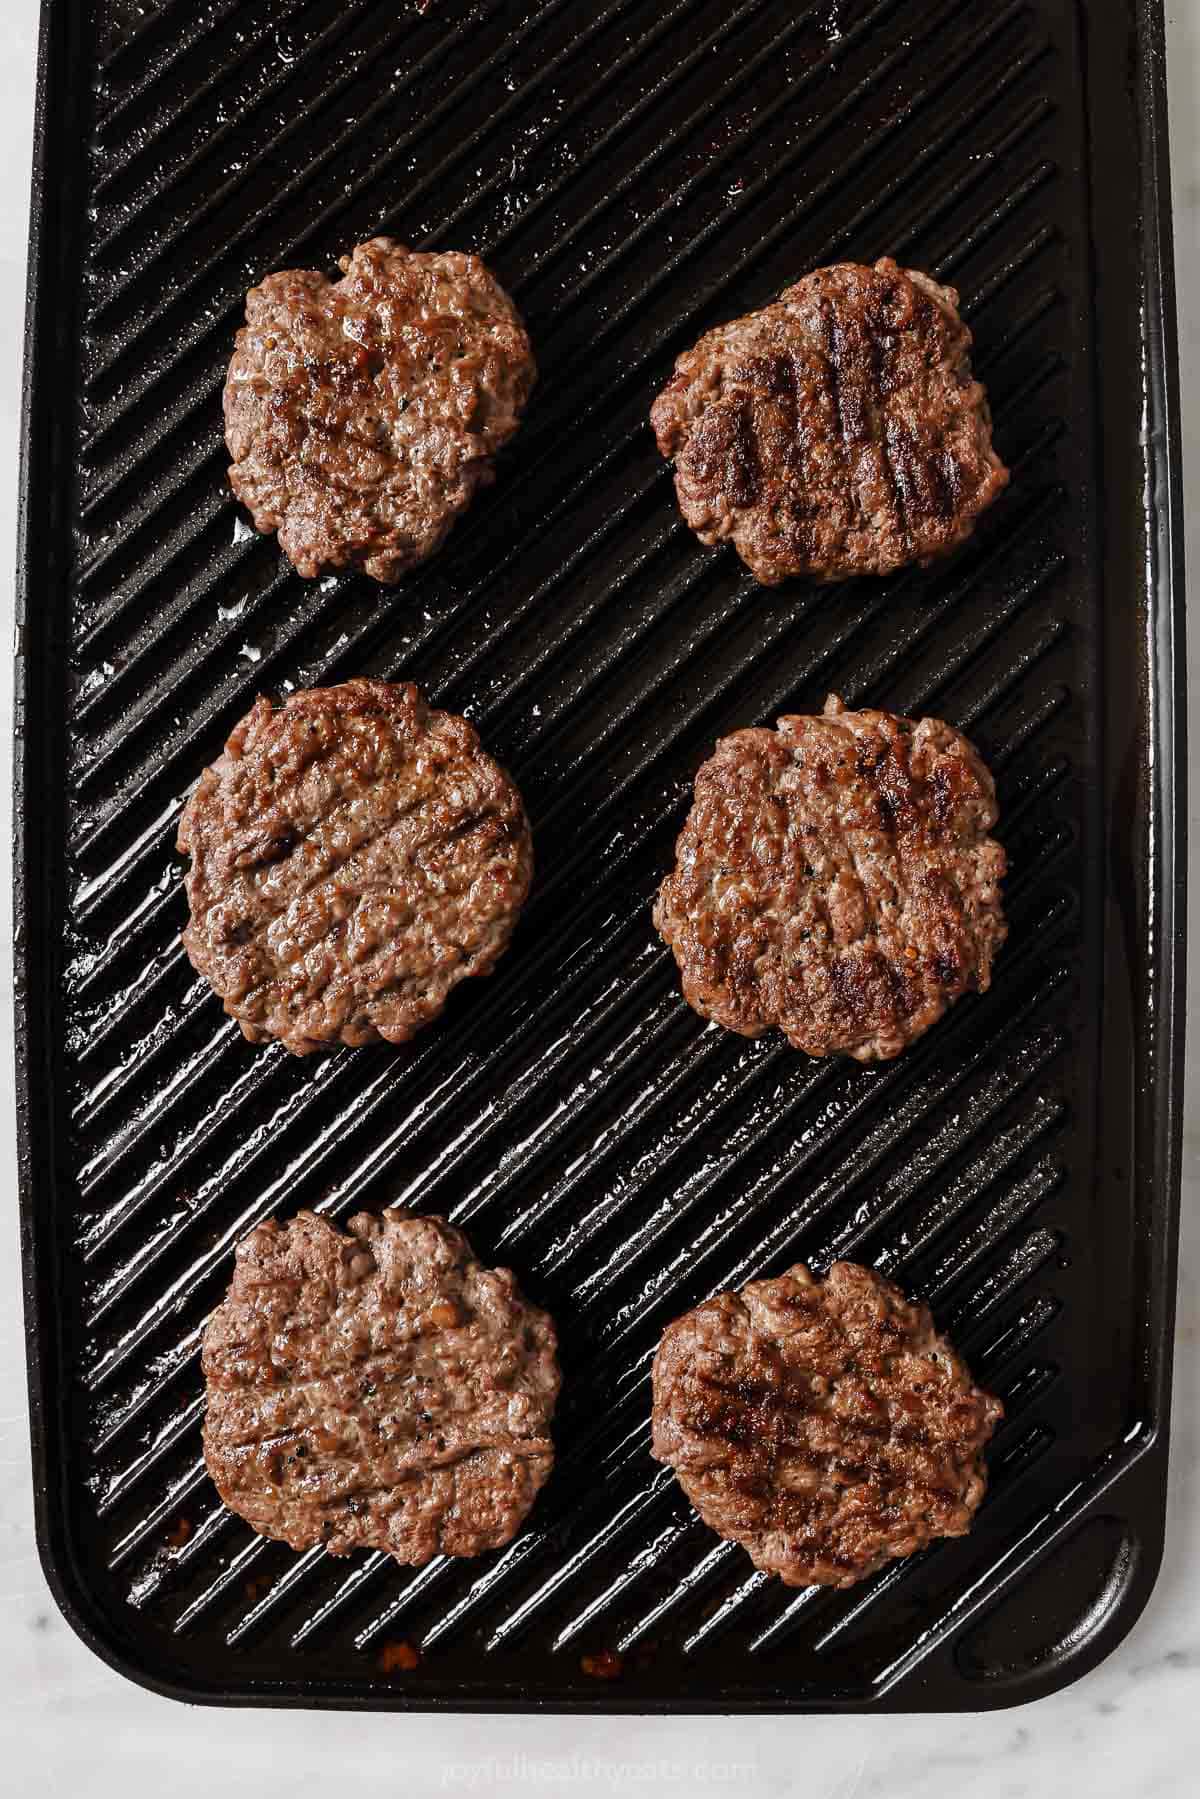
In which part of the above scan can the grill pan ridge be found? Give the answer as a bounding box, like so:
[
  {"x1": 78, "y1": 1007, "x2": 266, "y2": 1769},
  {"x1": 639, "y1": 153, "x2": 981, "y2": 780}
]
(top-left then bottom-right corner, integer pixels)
[{"x1": 13, "y1": 0, "x2": 1185, "y2": 1711}]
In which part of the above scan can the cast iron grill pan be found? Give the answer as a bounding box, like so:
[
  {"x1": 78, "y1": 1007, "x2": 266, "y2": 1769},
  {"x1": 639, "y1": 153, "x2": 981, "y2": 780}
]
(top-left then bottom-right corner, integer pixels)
[{"x1": 13, "y1": 0, "x2": 1185, "y2": 1710}]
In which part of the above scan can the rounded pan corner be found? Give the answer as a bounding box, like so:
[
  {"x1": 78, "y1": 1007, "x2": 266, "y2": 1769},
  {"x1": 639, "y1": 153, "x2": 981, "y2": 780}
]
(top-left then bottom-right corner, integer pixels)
[
  {"x1": 29, "y1": 1501, "x2": 232, "y2": 1711},
  {"x1": 967, "y1": 1543, "x2": 1164, "y2": 1714},
  {"x1": 946, "y1": 1499, "x2": 1170, "y2": 1713}
]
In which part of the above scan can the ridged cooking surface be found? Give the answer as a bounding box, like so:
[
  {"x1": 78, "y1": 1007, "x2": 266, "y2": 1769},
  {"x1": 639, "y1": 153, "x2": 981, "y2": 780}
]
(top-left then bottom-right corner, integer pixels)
[{"x1": 39, "y1": 0, "x2": 1157, "y2": 1704}]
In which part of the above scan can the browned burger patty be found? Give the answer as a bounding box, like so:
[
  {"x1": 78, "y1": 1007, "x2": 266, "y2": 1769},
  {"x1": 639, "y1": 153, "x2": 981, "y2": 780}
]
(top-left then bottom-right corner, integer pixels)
[
  {"x1": 224, "y1": 237, "x2": 536, "y2": 583},
  {"x1": 202, "y1": 1210, "x2": 560, "y2": 1564},
  {"x1": 177, "y1": 678, "x2": 533, "y2": 1055},
  {"x1": 650, "y1": 258, "x2": 1008, "y2": 585},
  {"x1": 651, "y1": 1260, "x2": 1002, "y2": 1588},
  {"x1": 653, "y1": 695, "x2": 1006, "y2": 1062}
]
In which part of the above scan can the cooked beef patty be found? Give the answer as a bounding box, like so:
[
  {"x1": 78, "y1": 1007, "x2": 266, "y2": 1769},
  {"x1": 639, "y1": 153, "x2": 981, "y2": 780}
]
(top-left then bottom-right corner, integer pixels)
[
  {"x1": 651, "y1": 1260, "x2": 1002, "y2": 1588},
  {"x1": 177, "y1": 679, "x2": 532, "y2": 1055},
  {"x1": 224, "y1": 238, "x2": 536, "y2": 583},
  {"x1": 650, "y1": 258, "x2": 1008, "y2": 585},
  {"x1": 203, "y1": 1210, "x2": 560, "y2": 1564},
  {"x1": 653, "y1": 695, "x2": 1006, "y2": 1062}
]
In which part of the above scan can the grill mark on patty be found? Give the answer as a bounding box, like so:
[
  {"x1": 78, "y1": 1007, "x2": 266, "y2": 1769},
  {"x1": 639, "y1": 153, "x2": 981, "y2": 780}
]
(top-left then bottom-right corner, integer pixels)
[
  {"x1": 216, "y1": 778, "x2": 455, "y2": 960},
  {"x1": 655, "y1": 698, "x2": 1006, "y2": 1060},
  {"x1": 225, "y1": 239, "x2": 536, "y2": 583},
  {"x1": 651, "y1": 259, "x2": 1008, "y2": 585},
  {"x1": 227, "y1": 1404, "x2": 553, "y2": 1473},
  {"x1": 866, "y1": 308, "x2": 913, "y2": 555},
  {"x1": 652, "y1": 1262, "x2": 1002, "y2": 1587},
  {"x1": 203, "y1": 1212, "x2": 559, "y2": 1563},
  {"x1": 818, "y1": 295, "x2": 865, "y2": 560},
  {"x1": 687, "y1": 392, "x2": 763, "y2": 509},
  {"x1": 179, "y1": 681, "x2": 532, "y2": 1053}
]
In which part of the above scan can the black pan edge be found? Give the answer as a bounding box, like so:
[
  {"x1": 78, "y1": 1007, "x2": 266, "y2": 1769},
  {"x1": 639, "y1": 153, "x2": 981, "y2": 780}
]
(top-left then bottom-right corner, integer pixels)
[{"x1": 12, "y1": 0, "x2": 1187, "y2": 1713}]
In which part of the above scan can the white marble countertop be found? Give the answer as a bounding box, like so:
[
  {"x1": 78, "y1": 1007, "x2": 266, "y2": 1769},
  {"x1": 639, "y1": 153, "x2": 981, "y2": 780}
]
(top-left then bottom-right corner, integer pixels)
[{"x1": 0, "y1": 4, "x2": 1197, "y2": 1792}]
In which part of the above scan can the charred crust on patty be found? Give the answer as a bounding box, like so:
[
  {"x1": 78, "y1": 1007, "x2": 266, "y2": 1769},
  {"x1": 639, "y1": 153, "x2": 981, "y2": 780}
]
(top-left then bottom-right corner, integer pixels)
[
  {"x1": 177, "y1": 678, "x2": 533, "y2": 1055},
  {"x1": 202, "y1": 1210, "x2": 560, "y2": 1564},
  {"x1": 224, "y1": 238, "x2": 536, "y2": 583},
  {"x1": 651, "y1": 258, "x2": 1008, "y2": 585},
  {"x1": 651, "y1": 1260, "x2": 1002, "y2": 1587},
  {"x1": 653, "y1": 694, "x2": 1006, "y2": 1062}
]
